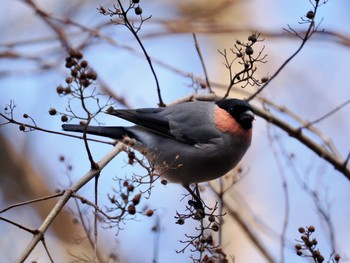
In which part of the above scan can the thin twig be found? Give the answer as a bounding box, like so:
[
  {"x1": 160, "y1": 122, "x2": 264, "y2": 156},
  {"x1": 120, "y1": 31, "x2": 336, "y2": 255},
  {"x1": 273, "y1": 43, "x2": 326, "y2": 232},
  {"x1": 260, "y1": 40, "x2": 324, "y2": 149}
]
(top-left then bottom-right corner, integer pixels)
[
  {"x1": 0, "y1": 192, "x2": 64, "y2": 214},
  {"x1": 71, "y1": 193, "x2": 106, "y2": 262},
  {"x1": 302, "y1": 98, "x2": 350, "y2": 128},
  {"x1": 41, "y1": 237, "x2": 54, "y2": 263},
  {"x1": 93, "y1": 175, "x2": 99, "y2": 262},
  {"x1": 117, "y1": 0, "x2": 165, "y2": 107},
  {"x1": 0, "y1": 216, "x2": 37, "y2": 234},
  {"x1": 0, "y1": 112, "x2": 115, "y2": 145},
  {"x1": 192, "y1": 33, "x2": 212, "y2": 93}
]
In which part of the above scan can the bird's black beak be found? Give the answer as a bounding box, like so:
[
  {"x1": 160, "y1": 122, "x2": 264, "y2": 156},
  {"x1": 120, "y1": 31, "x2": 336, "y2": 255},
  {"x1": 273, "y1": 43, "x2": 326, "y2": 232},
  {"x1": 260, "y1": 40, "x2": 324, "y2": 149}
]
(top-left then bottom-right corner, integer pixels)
[{"x1": 239, "y1": 110, "x2": 255, "y2": 129}]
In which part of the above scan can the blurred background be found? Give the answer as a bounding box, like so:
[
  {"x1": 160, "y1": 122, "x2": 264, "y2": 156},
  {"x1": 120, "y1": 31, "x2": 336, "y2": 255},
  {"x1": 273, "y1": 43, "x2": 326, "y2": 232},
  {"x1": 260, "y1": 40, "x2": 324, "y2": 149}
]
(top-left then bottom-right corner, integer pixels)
[{"x1": 1, "y1": 0, "x2": 350, "y2": 262}]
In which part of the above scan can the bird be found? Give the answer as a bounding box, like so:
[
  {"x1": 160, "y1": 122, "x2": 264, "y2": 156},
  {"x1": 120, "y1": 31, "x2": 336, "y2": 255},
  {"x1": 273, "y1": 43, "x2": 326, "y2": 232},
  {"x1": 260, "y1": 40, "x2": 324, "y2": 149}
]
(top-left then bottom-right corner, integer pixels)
[{"x1": 62, "y1": 98, "x2": 254, "y2": 186}]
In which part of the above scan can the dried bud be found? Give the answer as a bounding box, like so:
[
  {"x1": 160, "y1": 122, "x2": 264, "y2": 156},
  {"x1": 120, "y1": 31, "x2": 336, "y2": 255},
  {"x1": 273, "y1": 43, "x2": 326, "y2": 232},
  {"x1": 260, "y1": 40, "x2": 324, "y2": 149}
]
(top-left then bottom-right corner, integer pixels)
[
  {"x1": 19, "y1": 124, "x2": 25, "y2": 131},
  {"x1": 80, "y1": 60, "x2": 88, "y2": 68},
  {"x1": 212, "y1": 223, "x2": 219, "y2": 232},
  {"x1": 312, "y1": 250, "x2": 321, "y2": 257},
  {"x1": 306, "y1": 241, "x2": 313, "y2": 248},
  {"x1": 306, "y1": 10, "x2": 315, "y2": 19},
  {"x1": 135, "y1": 6, "x2": 142, "y2": 15},
  {"x1": 208, "y1": 215, "x2": 216, "y2": 222},
  {"x1": 193, "y1": 209, "x2": 204, "y2": 220},
  {"x1": 121, "y1": 193, "x2": 128, "y2": 202},
  {"x1": 132, "y1": 193, "x2": 141, "y2": 205},
  {"x1": 298, "y1": 227, "x2": 305, "y2": 234},
  {"x1": 295, "y1": 244, "x2": 302, "y2": 250},
  {"x1": 146, "y1": 209, "x2": 153, "y2": 217},
  {"x1": 261, "y1": 76, "x2": 269, "y2": 83},
  {"x1": 61, "y1": 115, "x2": 68, "y2": 122},
  {"x1": 86, "y1": 70, "x2": 97, "y2": 80},
  {"x1": 317, "y1": 255, "x2": 324, "y2": 262},
  {"x1": 301, "y1": 235, "x2": 308, "y2": 242},
  {"x1": 248, "y1": 34, "x2": 257, "y2": 43},
  {"x1": 56, "y1": 85, "x2": 64, "y2": 94},
  {"x1": 205, "y1": 235, "x2": 213, "y2": 244},
  {"x1": 106, "y1": 106, "x2": 114, "y2": 114},
  {"x1": 99, "y1": 6, "x2": 106, "y2": 14},
  {"x1": 71, "y1": 68, "x2": 78, "y2": 77},
  {"x1": 23, "y1": 113, "x2": 28, "y2": 118},
  {"x1": 64, "y1": 87, "x2": 72, "y2": 94},
  {"x1": 127, "y1": 184, "x2": 135, "y2": 192},
  {"x1": 69, "y1": 50, "x2": 83, "y2": 59},
  {"x1": 128, "y1": 204, "x2": 136, "y2": 215},
  {"x1": 128, "y1": 151, "x2": 135, "y2": 165},
  {"x1": 176, "y1": 218, "x2": 185, "y2": 225},
  {"x1": 48, "y1": 108, "x2": 57, "y2": 116},
  {"x1": 65, "y1": 77, "x2": 73, "y2": 84},
  {"x1": 81, "y1": 79, "x2": 90, "y2": 88},
  {"x1": 245, "y1": 46, "x2": 254, "y2": 55},
  {"x1": 161, "y1": 179, "x2": 168, "y2": 185},
  {"x1": 65, "y1": 61, "x2": 74, "y2": 68},
  {"x1": 308, "y1": 225, "x2": 315, "y2": 232}
]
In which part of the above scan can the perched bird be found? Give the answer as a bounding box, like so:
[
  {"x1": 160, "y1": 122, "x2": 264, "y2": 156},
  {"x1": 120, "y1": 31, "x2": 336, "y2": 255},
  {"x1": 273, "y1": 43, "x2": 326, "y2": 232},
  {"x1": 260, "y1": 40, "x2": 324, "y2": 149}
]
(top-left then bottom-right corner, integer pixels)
[{"x1": 62, "y1": 99, "x2": 254, "y2": 186}]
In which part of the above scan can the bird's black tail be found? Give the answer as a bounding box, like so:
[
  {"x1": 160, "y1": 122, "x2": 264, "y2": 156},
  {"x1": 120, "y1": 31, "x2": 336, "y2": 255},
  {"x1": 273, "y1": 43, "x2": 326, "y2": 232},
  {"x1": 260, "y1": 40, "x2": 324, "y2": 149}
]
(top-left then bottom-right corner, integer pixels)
[{"x1": 62, "y1": 124, "x2": 133, "y2": 139}]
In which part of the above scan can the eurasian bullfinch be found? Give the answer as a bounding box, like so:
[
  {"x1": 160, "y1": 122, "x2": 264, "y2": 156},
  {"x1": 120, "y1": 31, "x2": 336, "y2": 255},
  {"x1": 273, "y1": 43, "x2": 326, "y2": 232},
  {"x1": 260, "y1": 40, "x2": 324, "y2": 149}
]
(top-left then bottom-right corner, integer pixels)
[{"x1": 62, "y1": 99, "x2": 254, "y2": 185}]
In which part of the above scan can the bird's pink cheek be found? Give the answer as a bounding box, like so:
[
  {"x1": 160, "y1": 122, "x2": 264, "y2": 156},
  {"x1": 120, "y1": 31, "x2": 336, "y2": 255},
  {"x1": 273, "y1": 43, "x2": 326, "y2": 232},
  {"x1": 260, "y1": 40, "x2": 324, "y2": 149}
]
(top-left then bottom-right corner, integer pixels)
[{"x1": 214, "y1": 107, "x2": 252, "y2": 139}]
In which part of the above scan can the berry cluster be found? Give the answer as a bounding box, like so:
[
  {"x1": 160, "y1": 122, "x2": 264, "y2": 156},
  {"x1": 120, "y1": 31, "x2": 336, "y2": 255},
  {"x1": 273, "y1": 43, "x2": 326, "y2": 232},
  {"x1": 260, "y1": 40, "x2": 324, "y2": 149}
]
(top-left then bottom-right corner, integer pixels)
[
  {"x1": 295, "y1": 226, "x2": 341, "y2": 263},
  {"x1": 63, "y1": 50, "x2": 97, "y2": 92},
  {"x1": 108, "y1": 179, "x2": 154, "y2": 223},
  {"x1": 219, "y1": 32, "x2": 268, "y2": 96},
  {"x1": 49, "y1": 50, "x2": 99, "y2": 123}
]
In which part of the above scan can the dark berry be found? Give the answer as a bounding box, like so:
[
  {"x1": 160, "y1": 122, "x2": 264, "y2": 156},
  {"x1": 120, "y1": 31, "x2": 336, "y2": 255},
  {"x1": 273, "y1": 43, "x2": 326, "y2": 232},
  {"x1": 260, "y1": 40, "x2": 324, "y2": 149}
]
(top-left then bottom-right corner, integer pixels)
[
  {"x1": 48, "y1": 108, "x2": 57, "y2": 116},
  {"x1": 135, "y1": 6, "x2": 142, "y2": 15}
]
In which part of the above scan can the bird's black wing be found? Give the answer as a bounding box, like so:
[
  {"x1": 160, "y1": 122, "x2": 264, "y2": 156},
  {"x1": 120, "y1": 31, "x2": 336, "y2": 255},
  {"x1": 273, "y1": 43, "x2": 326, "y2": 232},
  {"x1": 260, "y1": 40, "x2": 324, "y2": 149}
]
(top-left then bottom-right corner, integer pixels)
[{"x1": 108, "y1": 108, "x2": 175, "y2": 139}]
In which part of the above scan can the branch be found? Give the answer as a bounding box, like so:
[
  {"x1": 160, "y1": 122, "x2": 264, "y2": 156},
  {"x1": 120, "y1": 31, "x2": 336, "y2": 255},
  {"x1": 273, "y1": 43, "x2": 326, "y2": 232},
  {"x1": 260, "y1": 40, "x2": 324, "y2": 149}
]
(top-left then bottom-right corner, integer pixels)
[
  {"x1": 192, "y1": 33, "x2": 212, "y2": 93},
  {"x1": 0, "y1": 192, "x2": 64, "y2": 214},
  {"x1": 247, "y1": 0, "x2": 322, "y2": 101},
  {"x1": 114, "y1": 0, "x2": 165, "y2": 107},
  {"x1": 24, "y1": 0, "x2": 70, "y2": 50},
  {"x1": 253, "y1": 106, "x2": 350, "y2": 180},
  {"x1": 303, "y1": 98, "x2": 350, "y2": 128},
  {"x1": 16, "y1": 143, "x2": 124, "y2": 263},
  {"x1": 0, "y1": 112, "x2": 115, "y2": 146}
]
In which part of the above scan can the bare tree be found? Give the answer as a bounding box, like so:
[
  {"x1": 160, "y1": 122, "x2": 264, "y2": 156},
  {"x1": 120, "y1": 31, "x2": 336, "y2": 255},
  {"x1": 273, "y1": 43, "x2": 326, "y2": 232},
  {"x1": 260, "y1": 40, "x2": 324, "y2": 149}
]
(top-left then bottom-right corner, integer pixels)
[{"x1": 0, "y1": 0, "x2": 349, "y2": 262}]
